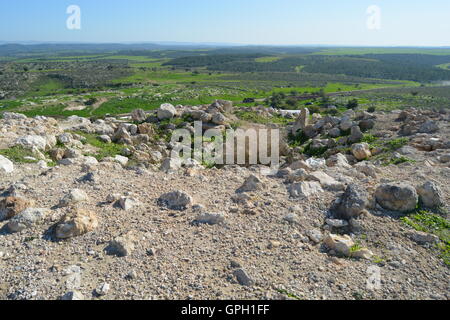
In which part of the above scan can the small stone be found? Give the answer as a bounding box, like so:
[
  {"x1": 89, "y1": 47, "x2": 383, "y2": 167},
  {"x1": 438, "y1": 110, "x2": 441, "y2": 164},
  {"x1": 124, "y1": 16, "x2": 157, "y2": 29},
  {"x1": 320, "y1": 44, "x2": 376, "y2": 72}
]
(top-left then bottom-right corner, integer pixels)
[
  {"x1": 0, "y1": 196, "x2": 36, "y2": 221},
  {"x1": 351, "y1": 248, "x2": 374, "y2": 260},
  {"x1": 268, "y1": 240, "x2": 282, "y2": 249},
  {"x1": 236, "y1": 175, "x2": 264, "y2": 193},
  {"x1": 211, "y1": 112, "x2": 227, "y2": 125},
  {"x1": 289, "y1": 181, "x2": 323, "y2": 198},
  {"x1": 158, "y1": 190, "x2": 193, "y2": 210},
  {"x1": 59, "y1": 189, "x2": 89, "y2": 208},
  {"x1": 146, "y1": 248, "x2": 156, "y2": 256},
  {"x1": 306, "y1": 229, "x2": 323, "y2": 243},
  {"x1": 131, "y1": 109, "x2": 147, "y2": 122},
  {"x1": 325, "y1": 219, "x2": 349, "y2": 228},
  {"x1": 97, "y1": 135, "x2": 111, "y2": 143},
  {"x1": 64, "y1": 265, "x2": 82, "y2": 290},
  {"x1": 324, "y1": 234, "x2": 354, "y2": 256},
  {"x1": 233, "y1": 268, "x2": 253, "y2": 286},
  {"x1": 326, "y1": 153, "x2": 350, "y2": 168},
  {"x1": 409, "y1": 231, "x2": 439, "y2": 244},
  {"x1": 8, "y1": 208, "x2": 49, "y2": 233},
  {"x1": 230, "y1": 260, "x2": 242, "y2": 268},
  {"x1": 193, "y1": 213, "x2": 225, "y2": 225},
  {"x1": 61, "y1": 291, "x2": 84, "y2": 300},
  {"x1": 351, "y1": 143, "x2": 371, "y2": 161},
  {"x1": 114, "y1": 155, "x2": 129, "y2": 166},
  {"x1": 126, "y1": 270, "x2": 138, "y2": 280},
  {"x1": 419, "y1": 121, "x2": 439, "y2": 133},
  {"x1": 283, "y1": 213, "x2": 300, "y2": 224},
  {"x1": 349, "y1": 126, "x2": 364, "y2": 143},
  {"x1": 95, "y1": 283, "x2": 110, "y2": 296},
  {"x1": 118, "y1": 197, "x2": 140, "y2": 211},
  {"x1": 106, "y1": 234, "x2": 135, "y2": 257}
]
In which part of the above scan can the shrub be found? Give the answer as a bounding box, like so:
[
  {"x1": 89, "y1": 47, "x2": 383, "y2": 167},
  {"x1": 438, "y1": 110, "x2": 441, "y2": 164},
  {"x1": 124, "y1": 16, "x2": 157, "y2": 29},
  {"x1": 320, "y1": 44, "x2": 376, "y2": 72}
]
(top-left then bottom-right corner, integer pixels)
[
  {"x1": 347, "y1": 99, "x2": 359, "y2": 109},
  {"x1": 367, "y1": 106, "x2": 376, "y2": 113}
]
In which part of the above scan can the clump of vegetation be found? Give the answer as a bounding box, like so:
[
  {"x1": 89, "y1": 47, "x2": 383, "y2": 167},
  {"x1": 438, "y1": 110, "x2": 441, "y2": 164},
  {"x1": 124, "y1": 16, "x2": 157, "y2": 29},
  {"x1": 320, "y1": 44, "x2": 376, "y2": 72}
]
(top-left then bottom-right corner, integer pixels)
[
  {"x1": 385, "y1": 137, "x2": 409, "y2": 150},
  {"x1": 361, "y1": 134, "x2": 378, "y2": 145},
  {"x1": 74, "y1": 131, "x2": 125, "y2": 161},
  {"x1": 346, "y1": 98, "x2": 359, "y2": 109},
  {"x1": 85, "y1": 97, "x2": 98, "y2": 106},
  {"x1": 303, "y1": 141, "x2": 328, "y2": 157},
  {"x1": 350, "y1": 242, "x2": 363, "y2": 253},
  {"x1": 0, "y1": 146, "x2": 39, "y2": 163},
  {"x1": 352, "y1": 292, "x2": 364, "y2": 300},
  {"x1": 234, "y1": 110, "x2": 289, "y2": 125},
  {"x1": 288, "y1": 130, "x2": 310, "y2": 148},
  {"x1": 401, "y1": 210, "x2": 450, "y2": 266},
  {"x1": 276, "y1": 289, "x2": 302, "y2": 300},
  {"x1": 386, "y1": 156, "x2": 416, "y2": 165}
]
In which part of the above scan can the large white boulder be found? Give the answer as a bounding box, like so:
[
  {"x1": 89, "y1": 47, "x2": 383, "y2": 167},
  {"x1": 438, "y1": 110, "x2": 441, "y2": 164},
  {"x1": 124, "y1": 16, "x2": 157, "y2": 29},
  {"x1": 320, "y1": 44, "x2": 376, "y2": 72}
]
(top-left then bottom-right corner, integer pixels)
[
  {"x1": 0, "y1": 155, "x2": 14, "y2": 173},
  {"x1": 157, "y1": 103, "x2": 177, "y2": 120},
  {"x1": 15, "y1": 135, "x2": 47, "y2": 151}
]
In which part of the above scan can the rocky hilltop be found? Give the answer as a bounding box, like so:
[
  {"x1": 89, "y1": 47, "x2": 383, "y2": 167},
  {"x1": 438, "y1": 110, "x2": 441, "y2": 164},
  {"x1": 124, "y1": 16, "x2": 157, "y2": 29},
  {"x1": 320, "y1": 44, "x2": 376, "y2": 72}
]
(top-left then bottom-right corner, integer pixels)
[{"x1": 0, "y1": 101, "x2": 449, "y2": 300}]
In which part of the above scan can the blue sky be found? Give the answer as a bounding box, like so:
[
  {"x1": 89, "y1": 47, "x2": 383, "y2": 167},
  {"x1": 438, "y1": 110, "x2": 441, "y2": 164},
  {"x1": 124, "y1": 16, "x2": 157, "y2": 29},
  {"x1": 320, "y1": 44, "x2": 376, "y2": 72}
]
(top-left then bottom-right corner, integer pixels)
[{"x1": 0, "y1": 0, "x2": 449, "y2": 46}]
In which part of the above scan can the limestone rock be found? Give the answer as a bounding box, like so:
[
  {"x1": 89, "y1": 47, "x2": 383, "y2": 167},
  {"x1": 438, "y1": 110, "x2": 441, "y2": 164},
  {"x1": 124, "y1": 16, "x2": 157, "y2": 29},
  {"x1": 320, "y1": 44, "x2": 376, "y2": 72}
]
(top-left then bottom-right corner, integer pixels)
[
  {"x1": 236, "y1": 175, "x2": 264, "y2": 193},
  {"x1": 289, "y1": 181, "x2": 323, "y2": 198},
  {"x1": 158, "y1": 190, "x2": 193, "y2": 210},
  {"x1": 306, "y1": 229, "x2": 323, "y2": 243},
  {"x1": 409, "y1": 231, "x2": 439, "y2": 244},
  {"x1": 416, "y1": 181, "x2": 444, "y2": 208},
  {"x1": 375, "y1": 183, "x2": 418, "y2": 212},
  {"x1": 211, "y1": 112, "x2": 227, "y2": 125},
  {"x1": 15, "y1": 135, "x2": 47, "y2": 151},
  {"x1": 307, "y1": 171, "x2": 344, "y2": 191},
  {"x1": 131, "y1": 109, "x2": 147, "y2": 122},
  {"x1": 419, "y1": 121, "x2": 439, "y2": 134},
  {"x1": 0, "y1": 155, "x2": 14, "y2": 173},
  {"x1": 326, "y1": 153, "x2": 350, "y2": 168},
  {"x1": 348, "y1": 126, "x2": 364, "y2": 144},
  {"x1": 0, "y1": 196, "x2": 36, "y2": 221},
  {"x1": 59, "y1": 189, "x2": 89, "y2": 208},
  {"x1": 160, "y1": 157, "x2": 182, "y2": 173},
  {"x1": 351, "y1": 143, "x2": 371, "y2": 161},
  {"x1": 114, "y1": 155, "x2": 129, "y2": 166},
  {"x1": 61, "y1": 291, "x2": 85, "y2": 300},
  {"x1": 8, "y1": 208, "x2": 49, "y2": 233},
  {"x1": 55, "y1": 208, "x2": 98, "y2": 239},
  {"x1": 157, "y1": 103, "x2": 177, "y2": 120},
  {"x1": 95, "y1": 283, "x2": 110, "y2": 296},
  {"x1": 233, "y1": 268, "x2": 253, "y2": 286},
  {"x1": 324, "y1": 234, "x2": 354, "y2": 256},
  {"x1": 332, "y1": 184, "x2": 369, "y2": 219},
  {"x1": 118, "y1": 197, "x2": 140, "y2": 211},
  {"x1": 193, "y1": 213, "x2": 225, "y2": 225},
  {"x1": 106, "y1": 234, "x2": 136, "y2": 257}
]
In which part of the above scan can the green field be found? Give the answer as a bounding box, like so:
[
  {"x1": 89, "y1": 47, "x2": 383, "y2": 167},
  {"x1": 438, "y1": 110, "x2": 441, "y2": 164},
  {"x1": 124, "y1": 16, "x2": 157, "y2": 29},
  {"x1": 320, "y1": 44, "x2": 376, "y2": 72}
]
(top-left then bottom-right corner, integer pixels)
[
  {"x1": 313, "y1": 47, "x2": 450, "y2": 56},
  {"x1": 1, "y1": 46, "x2": 450, "y2": 118}
]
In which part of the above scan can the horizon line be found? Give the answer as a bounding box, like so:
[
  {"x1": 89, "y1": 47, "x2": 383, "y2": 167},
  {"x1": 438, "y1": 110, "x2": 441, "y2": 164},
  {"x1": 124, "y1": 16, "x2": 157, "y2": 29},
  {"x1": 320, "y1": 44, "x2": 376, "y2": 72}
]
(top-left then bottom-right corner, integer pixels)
[{"x1": 1, "y1": 41, "x2": 450, "y2": 49}]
